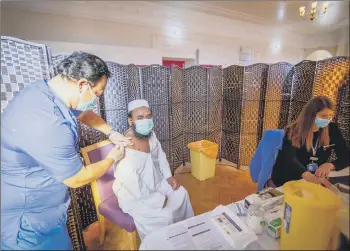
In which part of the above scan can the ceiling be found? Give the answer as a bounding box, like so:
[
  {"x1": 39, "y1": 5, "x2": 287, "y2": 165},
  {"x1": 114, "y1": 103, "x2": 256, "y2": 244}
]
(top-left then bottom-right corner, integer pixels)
[{"x1": 2, "y1": 0, "x2": 349, "y2": 35}]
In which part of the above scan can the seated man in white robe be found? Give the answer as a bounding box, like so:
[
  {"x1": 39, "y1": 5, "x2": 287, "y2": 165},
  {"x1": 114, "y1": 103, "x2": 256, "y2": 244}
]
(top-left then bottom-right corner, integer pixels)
[{"x1": 112, "y1": 99, "x2": 194, "y2": 239}]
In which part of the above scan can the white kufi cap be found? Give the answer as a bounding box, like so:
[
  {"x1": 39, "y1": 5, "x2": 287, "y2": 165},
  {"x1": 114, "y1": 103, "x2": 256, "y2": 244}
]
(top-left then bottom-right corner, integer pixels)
[{"x1": 128, "y1": 99, "x2": 150, "y2": 112}]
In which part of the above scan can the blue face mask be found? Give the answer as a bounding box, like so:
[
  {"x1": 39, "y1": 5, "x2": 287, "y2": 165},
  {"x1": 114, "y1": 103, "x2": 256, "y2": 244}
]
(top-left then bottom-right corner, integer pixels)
[
  {"x1": 315, "y1": 117, "x2": 330, "y2": 128},
  {"x1": 134, "y1": 119, "x2": 154, "y2": 136},
  {"x1": 76, "y1": 85, "x2": 98, "y2": 112}
]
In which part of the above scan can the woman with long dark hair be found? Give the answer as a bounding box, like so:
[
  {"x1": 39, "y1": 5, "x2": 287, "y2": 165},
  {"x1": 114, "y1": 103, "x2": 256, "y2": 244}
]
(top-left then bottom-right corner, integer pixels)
[{"x1": 271, "y1": 96, "x2": 349, "y2": 187}]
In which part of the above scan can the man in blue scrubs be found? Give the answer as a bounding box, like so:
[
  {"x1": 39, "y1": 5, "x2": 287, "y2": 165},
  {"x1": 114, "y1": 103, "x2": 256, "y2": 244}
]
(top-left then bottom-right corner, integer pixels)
[{"x1": 1, "y1": 52, "x2": 131, "y2": 250}]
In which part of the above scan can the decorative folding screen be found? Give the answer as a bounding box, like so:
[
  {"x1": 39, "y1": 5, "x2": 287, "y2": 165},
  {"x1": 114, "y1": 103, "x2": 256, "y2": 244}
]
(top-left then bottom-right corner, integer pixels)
[
  {"x1": 263, "y1": 62, "x2": 293, "y2": 131},
  {"x1": 313, "y1": 57, "x2": 349, "y2": 105},
  {"x1": 336, "y1": 78, "x2": 350, "y2": 148},
  {"x1": 102, "y1": 62, "x2": 141, "y2": 133},
  {"x1": 183, "y1": 66, "x2": 223, "y2": 162},
  {"x1": 240, "y1": 64, "x2": 269, "y2": 166},
  {"x1": 1, "y1": 36, "x2": 52, "y2": 113},
  {"x1": 221, "y1": 65, "x2": 244, "y2": 164},
  {"x1": 288, "y1": 60, "x2": 316, "y2": 124},
  {"x1": 141, "y1": 65, "x2": 171, "y2": 164},
  {"x1": 313, "y1": 57, "x2": 350, "y2": 163},
  {"x1": 170, "y1": 66, "x2": 185, "y2": 171},
  {"x1": 207, "y1": 67, "x2": 223, "y2": 147}
]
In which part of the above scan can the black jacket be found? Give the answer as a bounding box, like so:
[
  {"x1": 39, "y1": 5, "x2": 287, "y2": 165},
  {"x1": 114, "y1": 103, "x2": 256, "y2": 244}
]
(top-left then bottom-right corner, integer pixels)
[{"x1": 272, "y1": 123, "x2": 349, "y2": 187}]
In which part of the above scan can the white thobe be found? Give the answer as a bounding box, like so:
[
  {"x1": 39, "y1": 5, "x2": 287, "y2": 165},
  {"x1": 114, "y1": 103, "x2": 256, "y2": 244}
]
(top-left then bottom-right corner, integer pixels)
[{"x1": 112, "y1": 133, "x2": 194, "y2": 239}]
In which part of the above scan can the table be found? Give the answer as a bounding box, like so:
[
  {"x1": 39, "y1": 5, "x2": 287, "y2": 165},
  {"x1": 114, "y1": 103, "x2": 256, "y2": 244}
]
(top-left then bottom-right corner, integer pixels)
[{"x1": 139, "y1": 167, "x2": 349, "y2": 250}]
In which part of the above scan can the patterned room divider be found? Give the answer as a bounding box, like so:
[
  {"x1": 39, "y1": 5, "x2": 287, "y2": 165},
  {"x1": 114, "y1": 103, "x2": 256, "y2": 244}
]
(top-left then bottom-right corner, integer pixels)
[
  {"x1": 240, "y1": 63, "x2": 269, "y2": 166},
  {"x1": 207, "y1": 67, "x2": 223, "y2": 148},
  {"x1": 183, "y1": 66, "x2": 222, "y2": 162},
  {"x1": 141, "y1": 65, "x2": 172, "y2": 164},
  {"x1": 312, "y1": 57, "x2": 349, "y2": 106},
  {"x1": 221, "y1": 65, "x2": 244, "y2": 165},
  {"x1": 335, "y1": 78, "x2": 350, "y2": 147},
  {"x1": 1, "y1": 36, "x2": 52, "y2": 112},
  {"x1": 102, "y1": 62, "x2": 141, "y2": 133},
  {"x1": 170, "y1": 66, "x2": 185, "y2": 171},
  {"x1": 263, "y1": 62, "x2": 293, "y2": 131},
  {"x1": 312, "y1": 57, "x2": 350, "y2": 162},
  {"x1": 287, "y1": 60, "x2": 316, "y2": 124},
  {"x1": 183, "y1": 66, "x2": 208, "y2": 162}
]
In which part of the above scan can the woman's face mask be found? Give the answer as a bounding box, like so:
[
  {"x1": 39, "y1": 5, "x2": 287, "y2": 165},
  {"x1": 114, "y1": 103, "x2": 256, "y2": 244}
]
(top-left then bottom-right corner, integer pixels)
[
  {"x1": 76, "y1": 84, "x2": 98, "y2": 112},
  {"x1": 315, "y1": 117, "x2": 331, "y2": 128},
  {"x1": 134, "y1": 119, "x2": 154, "y2": 136}
]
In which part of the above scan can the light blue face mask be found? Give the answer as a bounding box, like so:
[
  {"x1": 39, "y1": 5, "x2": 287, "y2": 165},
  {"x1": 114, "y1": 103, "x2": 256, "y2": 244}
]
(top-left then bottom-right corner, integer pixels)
[
  {"x1": 76, "y1": 84, "x2": 98, "y2": 112},
  {"x1": 315, "y1": 117, "x2": 331, "y2": 128},
  {"x1": 135, "y1": 119, "x2": 154, "y2": 136}
]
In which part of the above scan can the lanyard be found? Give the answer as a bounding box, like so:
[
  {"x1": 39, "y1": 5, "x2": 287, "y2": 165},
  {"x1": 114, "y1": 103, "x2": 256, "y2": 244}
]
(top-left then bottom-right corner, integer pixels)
[{"x1": 311, "y1": 137, "x2": 319, "y2": 156}]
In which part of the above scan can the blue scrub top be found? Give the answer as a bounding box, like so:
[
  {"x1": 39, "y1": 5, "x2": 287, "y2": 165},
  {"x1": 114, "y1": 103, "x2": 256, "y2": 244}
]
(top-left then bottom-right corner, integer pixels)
[{"x1": 1, "y1": 81, "x2": 83, "y2": 250}]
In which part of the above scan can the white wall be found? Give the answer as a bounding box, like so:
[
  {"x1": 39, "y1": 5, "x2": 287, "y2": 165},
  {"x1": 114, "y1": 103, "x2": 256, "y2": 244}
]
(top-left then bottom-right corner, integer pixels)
[
  {"x1": 1, "y1": 8, "x2": 343, "y2": 66},
  {"x1": 37, "y1": 41, "x2": 162, "y2": 65}
]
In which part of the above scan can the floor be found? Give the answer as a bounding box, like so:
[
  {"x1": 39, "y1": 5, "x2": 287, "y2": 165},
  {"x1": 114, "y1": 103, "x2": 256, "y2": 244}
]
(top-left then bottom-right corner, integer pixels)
[{"x1": 83, "y1": 164, "x2": 257, "y2": 250}]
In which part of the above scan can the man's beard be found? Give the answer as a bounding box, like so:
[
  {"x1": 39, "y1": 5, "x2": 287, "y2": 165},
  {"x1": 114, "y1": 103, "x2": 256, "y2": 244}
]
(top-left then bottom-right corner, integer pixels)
[{"x1": 131, "y1": 123, "x2": 152, "y2": 140}]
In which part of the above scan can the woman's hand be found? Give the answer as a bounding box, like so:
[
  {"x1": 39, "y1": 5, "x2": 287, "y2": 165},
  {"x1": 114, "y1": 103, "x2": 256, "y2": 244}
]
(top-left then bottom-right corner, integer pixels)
[
  {"x1": 109, "y1": 131, "x2": 133, "y2": 146},
  {"x1": 167, "y1": 177, "x2": 180, "y2": 190},
  {"x1": 302, "y1": 171, "x2": 332, "y2": 188},
  {"x1": 315, "y1": 163, "x2": 335, "y2": 178},
  {"x1": 106, "y1": 144, "x2": 125, "y2": 162}
]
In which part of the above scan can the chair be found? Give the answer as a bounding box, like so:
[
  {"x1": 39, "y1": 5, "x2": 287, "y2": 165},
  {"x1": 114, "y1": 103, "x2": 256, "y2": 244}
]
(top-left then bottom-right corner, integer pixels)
[
  {"x1": 81, "y1": 140, "x2": 138, "y2": 249},
  {"x1": 249, "y1": 129, "x2": 285, "y2": 191}
]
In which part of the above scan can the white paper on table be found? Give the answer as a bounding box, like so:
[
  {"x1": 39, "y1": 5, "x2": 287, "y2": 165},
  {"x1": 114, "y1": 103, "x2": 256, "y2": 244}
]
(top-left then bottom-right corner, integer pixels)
[
  {"x1": 186, "y1": 215, "x2": 225, "y2": 250},
  {"x1": 166, "y1": 223, "x2": 197, "y2": 250},
  {"x1": 210, "y1": 205, "x2": 258, "y2": 250}
]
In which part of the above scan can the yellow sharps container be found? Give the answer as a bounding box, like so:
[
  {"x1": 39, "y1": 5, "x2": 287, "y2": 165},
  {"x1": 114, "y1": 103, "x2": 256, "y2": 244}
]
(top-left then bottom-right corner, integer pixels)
[
  {"x1": 281, "y1": 181, "x2": 342, "y2": 250},
  {"x1": 187, "y1": 140, "x2": 218, "y2": 181}
]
